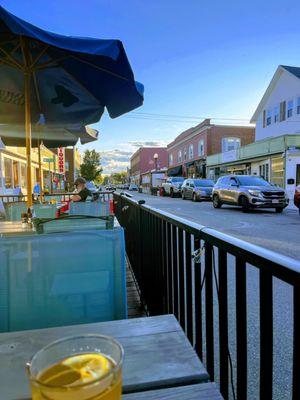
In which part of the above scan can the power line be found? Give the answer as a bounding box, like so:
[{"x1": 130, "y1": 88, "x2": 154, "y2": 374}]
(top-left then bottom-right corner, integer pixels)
[{"x1": 130, "y1": 111, "x2": 251, "y2": 122}]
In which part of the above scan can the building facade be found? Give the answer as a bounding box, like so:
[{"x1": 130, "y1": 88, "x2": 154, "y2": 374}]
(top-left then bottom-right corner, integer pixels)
[
  {"x1": 130, "y1": 147, "x2": 168, "y2": 185},
  {"x1": 167, "y1": 119, "x2": 255, "y2": 177},
  {"x1": 52, "y1": 147, "x2": 81, "y2": 191},
  {"x1": 0, "y1": 145, "x2": 65, "y2": 195},
  {"x1": 207, "y1": 65, "x2": 300, "y2": 203}
]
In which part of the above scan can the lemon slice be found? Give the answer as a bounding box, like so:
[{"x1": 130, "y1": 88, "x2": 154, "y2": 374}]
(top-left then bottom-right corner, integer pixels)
[{"x1": 63, "y1": 354, "x2": 112, "y2": 384}]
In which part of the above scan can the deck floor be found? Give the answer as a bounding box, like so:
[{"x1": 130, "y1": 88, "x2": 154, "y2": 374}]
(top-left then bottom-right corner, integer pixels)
[{"x1": 126, "y1": 259, "x2": 147, "y2": 318}]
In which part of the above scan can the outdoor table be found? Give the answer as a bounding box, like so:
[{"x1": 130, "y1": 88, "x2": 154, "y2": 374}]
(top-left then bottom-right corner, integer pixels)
[
  {"x1": 0, "y1": 315, "x2": 209, "y2": 400},
  {"x1": 123, "y1": 383, "x2": 223, "y2": 399}
]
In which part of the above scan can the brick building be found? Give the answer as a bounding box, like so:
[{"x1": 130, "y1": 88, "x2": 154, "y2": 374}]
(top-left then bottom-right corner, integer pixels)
[
  {"x1": 167, "y1": 119, "x2": 255, "y2": 177},
  {"x1": 130, "y1": 147, "x2": 168, "y2": 185}
]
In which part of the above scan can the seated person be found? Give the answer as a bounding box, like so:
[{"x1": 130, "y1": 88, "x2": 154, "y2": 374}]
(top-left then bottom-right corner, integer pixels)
[{"x1": 71, "y1": 177, "x2": 92, "y2": 202}]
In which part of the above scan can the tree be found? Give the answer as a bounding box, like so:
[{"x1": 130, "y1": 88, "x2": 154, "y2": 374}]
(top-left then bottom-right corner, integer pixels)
[
  {"x1": 110, "y1": 171, "x2": 127, "y2": 184},
  {"x1": 80, "y1": 150, "x2": 102, "y2": 182}
]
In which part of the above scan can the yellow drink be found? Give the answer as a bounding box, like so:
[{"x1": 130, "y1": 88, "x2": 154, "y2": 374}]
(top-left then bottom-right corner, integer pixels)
[{"x1": 30, "y1": 353, "x2": 122, "y2": 400}]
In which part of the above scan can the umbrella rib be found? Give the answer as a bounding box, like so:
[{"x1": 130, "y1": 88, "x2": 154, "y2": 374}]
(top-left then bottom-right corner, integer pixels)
[
  {"x1": 30, "y1": 44, "x2": 50, "y2": 69},
  {"x1": 33, "y1": 55, "x2": 70, "y2": 71},
  {"x1": 69, "y1": 55, "x2": 130, "y2": 82},
  {"x1": 0, "y1": 43, "x2": 23, "y2": 69}
]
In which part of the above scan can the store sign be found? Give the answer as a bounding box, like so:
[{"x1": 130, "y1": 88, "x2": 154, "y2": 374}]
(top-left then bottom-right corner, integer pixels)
[
  {"x1": 221, "y1": 150, "x2": 238, "y2": 163},
  {"x1": 57, "y1": 148, "x2": 65, "y2": 173}
]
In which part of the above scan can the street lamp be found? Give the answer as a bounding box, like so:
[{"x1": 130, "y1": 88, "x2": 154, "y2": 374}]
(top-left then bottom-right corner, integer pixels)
[{"x1": 153, "y1": 153, "x2": 158, "y2": 171}]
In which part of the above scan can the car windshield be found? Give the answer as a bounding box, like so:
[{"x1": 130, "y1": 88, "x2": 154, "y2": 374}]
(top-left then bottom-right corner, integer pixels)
[
  {"x1": 237, "y1": 176, "x2": 271, "y2": 187},
  {"x1": 193, "y1": 179, "x2": 214, "y2": 187},
  {"x1": 172, "y1": 177, "x2": 184, "y2": 182}
]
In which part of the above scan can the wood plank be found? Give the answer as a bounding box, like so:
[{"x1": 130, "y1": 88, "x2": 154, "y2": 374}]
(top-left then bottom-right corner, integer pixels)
[
  {"x1": 0, "y1": 315, "x2": 209, "y2": 399},
  {"x1": 123, "y1": 383, "x2": 224, "y2": 399}
]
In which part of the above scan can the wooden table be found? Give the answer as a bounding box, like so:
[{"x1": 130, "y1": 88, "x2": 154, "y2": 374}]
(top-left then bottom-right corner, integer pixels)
[
  {"x1": 0, "y1": 315, "x2": 209, "y2": 400},
  {"x1": 123, "y1": 383, "x2": 223, "y2": 399},
  {"x1": 0, "y1": 221, "x2": 34, "y2": 236}
]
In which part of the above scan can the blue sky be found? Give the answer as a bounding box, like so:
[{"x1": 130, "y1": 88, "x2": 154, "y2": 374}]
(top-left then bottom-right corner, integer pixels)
[{"x1": 2, "y1": 0, "x2": 300, "y2": 173}]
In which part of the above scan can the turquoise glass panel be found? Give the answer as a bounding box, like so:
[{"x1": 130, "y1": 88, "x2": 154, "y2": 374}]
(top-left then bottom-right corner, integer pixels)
[{"x1": 0, "y1": 228, "x2": 127, "y2": 332}]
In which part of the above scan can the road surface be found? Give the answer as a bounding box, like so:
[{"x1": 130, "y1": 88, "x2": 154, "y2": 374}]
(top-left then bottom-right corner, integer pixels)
[{"x1": 122, "y1": 191, "x2": 300, "y2": 260}]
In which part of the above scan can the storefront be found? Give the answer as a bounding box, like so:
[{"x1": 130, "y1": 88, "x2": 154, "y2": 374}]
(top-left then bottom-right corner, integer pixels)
[{"x1": 206, "y1": 135, "x2": 300, "y2": 202}]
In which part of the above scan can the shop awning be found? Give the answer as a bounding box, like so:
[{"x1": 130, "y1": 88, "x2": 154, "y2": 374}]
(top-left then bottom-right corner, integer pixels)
[
  {"x1": 185, "y1": 161, "x2": 195, "y2": 168},
  {"x1": 167, "y1": 165, "x2": 182, "y2": 176}
]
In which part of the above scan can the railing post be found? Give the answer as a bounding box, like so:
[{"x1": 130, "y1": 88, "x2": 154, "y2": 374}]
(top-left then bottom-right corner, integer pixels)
[
  {"x1": 194, "y1": 236, "x2": 203, "y2": 360},
  {"x1": 293, "y1": 283, "x2": 300, "y2": 399},
  {"x1": 205, "y1": 242, "x2": 214, "y2": 381}
]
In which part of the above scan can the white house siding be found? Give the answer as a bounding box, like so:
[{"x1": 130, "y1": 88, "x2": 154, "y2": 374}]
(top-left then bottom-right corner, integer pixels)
[
  {"x1": 256, "y1": 70, "x2": 300, "y2": 140},
  {"x1": 285, "y1": 150, "x2": 300, "y2": 202}
]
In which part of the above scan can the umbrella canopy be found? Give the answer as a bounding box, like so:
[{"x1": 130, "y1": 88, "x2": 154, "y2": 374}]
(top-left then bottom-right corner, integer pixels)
[
  {"x1": 0, "y1": 125, "x2": 98, "y2": 148},
  {"x1": 0, "y1": 6, "x2": 144, "y2": 205},
  {"x1": 0, "y1": 6, "x2": 144, "y2": 126}
]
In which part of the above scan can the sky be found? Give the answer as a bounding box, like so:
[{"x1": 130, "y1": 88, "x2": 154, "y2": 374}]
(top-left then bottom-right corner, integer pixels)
[{"x1": 2, "y1": 0, "x2": 300, "y2": 174}]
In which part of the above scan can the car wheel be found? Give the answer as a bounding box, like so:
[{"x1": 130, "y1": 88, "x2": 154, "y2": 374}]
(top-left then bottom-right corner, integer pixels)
[
  {"x1": 275, "y1": 207, "x2": 284, "y2": 213},
  {"x1": 182, "y1": 191, "x2": 186, "y2": 200},
  {"x1": 213, "y1": 194, "x2": 222, "y2": 208},
  {"x1": 170, "y1": 189, "x2": 174, "y2": 198},
  {"x1": 240, "y1": 196, "x2": 250, "y2": 213},
  {"x1": 192, "y1": 193, "x2": 198, "y2": 202}
]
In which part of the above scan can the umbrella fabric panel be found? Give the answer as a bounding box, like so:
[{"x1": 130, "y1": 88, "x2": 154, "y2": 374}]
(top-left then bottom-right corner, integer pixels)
[
  {"x1": 0, "y1": 6, "x2": 144, "y2": 119},
  {"x1": 0, "y1": 63, "x2": 104, "y2": 126}
]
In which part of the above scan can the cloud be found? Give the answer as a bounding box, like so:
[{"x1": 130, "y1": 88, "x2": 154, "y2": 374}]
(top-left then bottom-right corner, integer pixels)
[
  {"x1": 100, "y1": 140, "x2": 168, "y2": 174},
  {"x1": 100, "y1": 149, "x2": 132, "y2": 174},
  {"x1": 129, "y1": 140, "x2": 167, "y2": 148}
]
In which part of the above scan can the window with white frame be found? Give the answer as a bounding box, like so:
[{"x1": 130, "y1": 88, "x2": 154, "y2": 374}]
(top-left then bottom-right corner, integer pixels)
[
  {"x1": 222, "y1": 137, "x2": 241, "y2": 152},
  {"x1": 188, "y1": 144, "x2": 194, "y2": 159},
  {"x1": 266, "y1": 109, "x2": 272, "y2": 125},
  {"x1": 287, "y1": 100, "x2": 293, "y2": 118},
  {"x1": 297, "y1": 97, "x2": 300, "y2": 114},
  {"x1": 177, "y1": 150, "x2": 182, "y2": 163},
  {"x1": 169, "y1": 153, "x2": 173, "y2": 166},
  {"x1": 198, "y1": 139, "x2": 204, "y2": 156},
  {"x1": 274, "y1": 105, "x2": 279, "y2": 123},
  {"x1": 183, "y1": 147, "x2": 187, "y2": 160}
]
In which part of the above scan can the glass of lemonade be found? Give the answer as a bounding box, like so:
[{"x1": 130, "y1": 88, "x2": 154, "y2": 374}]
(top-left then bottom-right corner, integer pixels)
[{"x1": 26, "y1": 334, "x2": 124, "y2": 400}]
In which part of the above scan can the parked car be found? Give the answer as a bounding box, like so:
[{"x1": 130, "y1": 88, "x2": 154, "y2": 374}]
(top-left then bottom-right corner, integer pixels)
[
  {"x1": 162, "y1": 177, "x2": 184, "y2": 197},
  {"x1": 294, "y1": 185, "x2": 300, "y2": 214},
  {"x1": 129, "y1": 183, "x2": 138, "y2": 191},
  {"x1": 212, "y1": 175, "x2": 289, "y2": 213},
  {"x1": 181, "y1": 178, "x2": 215, "y2": 201}
]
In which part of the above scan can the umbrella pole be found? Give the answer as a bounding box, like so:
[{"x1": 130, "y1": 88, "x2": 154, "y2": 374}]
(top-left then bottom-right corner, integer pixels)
[
  {"x1": 24, "y1": 70, "x2": 33, "y2": 208},
  {"x1": 38, "y1": 139, "x2": 43, "y2": 199}
]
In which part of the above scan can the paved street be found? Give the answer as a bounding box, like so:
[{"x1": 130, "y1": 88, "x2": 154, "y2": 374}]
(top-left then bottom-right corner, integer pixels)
[{"x1": 122, "y1": 191, "x2": 300, "y2": 260}]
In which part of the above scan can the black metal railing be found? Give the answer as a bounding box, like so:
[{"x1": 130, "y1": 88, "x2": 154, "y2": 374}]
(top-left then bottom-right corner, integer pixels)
[{"x1": 113, "y1": 192, "x2": 300, "y2": 400}]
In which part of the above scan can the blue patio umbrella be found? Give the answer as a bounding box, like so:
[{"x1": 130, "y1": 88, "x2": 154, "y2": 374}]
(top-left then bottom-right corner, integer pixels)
[
  {"x1": 0, "y1": 124, "x2": 99, "y2": 148},
  {"x1": 0, "y1": 5, "x2": 144, "y2": 205}
]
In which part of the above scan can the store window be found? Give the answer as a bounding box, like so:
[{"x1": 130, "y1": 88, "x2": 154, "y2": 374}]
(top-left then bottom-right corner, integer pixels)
[
  {"x1": 297, "y1": 97, "x2": 300, "y2": 115},
  {"x1": 20, "y1": 163, "x2": 26, "y2": 188},
  {"x1": 177, "y1": 150, "x2": 182, "y2": 163},
  {"x1": 271, "y1": 157, "x2": 284, "y2": 188},
  {"x1": 222, "y1": 137, "x2": 241, "y2": 152},
  {"x1": 13, "y1": 160, "x2": 19, "y2": 188},
  {"x1": 198, "y1": 140, "x2": 204, "y2": 156},
  {"x1": 188, "y1": 144, "x2": 194, "y2": 159},
  {"x1": 4, "y1": 157, "x2": 12, "y2": 188},
  {"x1": 259, "y1": 163, "x2": 269, "y2": 181},
  {"x1": 183, "y1": 148, "x2": 187, "y2": 160}
]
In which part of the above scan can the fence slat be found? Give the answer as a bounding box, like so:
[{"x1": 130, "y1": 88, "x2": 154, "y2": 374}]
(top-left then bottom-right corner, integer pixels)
[
  {"x1": 259, "y1": 269, "x2": 273, "y2": 399},
  {"x1": 178, "y1": 228, "x2": 185, "y2": 329},
  {"x1": 293, "y1": 283, "x2": 300, "y2": 399},
  {"x1": 166, "y1": 222, "x2": 173, "y2": 314},
  {"x1": 236, "y1": 258, "x2": 247, "y2": 399},
  {"x1": 218, "y1": 249, "x2": 228, "y2": 400},
  {"x1": 194, "y1": 237, "x2": 203, "y2": 360},
  {"x1": 172, "y1": 225, "x2": 179, "y2": 320},
  {"x1": 205, "y1": 243, "x2": 214, "y2": 381},
  {"x1": 185, "y1": 232, "x2": 193, "y2": 343}
]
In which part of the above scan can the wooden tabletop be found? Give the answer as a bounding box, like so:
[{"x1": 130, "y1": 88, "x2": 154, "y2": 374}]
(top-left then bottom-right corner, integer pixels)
[
  {"x1": 0, "y1": 315, "x2": 209, "y2": 400},
  {"x1": 0, "y1": 221, "x2": 34, "y2": 236},
  {"x1": 123, "y1": 383, "x2": 223, "y2": 399}
]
